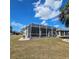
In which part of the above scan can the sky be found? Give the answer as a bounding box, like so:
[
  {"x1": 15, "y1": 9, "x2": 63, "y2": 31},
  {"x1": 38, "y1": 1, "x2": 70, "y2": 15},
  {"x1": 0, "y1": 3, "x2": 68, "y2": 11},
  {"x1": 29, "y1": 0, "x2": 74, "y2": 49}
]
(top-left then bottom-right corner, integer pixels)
[{"x1": 10, "y1": 0, "x2": 68, "y2": 32}]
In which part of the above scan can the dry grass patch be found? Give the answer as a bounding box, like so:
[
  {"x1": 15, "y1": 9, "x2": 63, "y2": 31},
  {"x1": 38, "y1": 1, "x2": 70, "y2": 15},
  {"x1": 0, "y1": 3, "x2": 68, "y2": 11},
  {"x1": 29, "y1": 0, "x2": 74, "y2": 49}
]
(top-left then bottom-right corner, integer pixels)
[{"x1": 11, "y1": 35, "x2": 69, "y2": 59}]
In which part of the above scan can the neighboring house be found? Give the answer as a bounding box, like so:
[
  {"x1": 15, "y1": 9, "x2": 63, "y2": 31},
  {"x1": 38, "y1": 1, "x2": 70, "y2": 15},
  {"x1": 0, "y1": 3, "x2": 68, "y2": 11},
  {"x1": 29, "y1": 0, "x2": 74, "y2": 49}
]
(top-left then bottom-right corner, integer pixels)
[
  {"x1": 22, "y1": 23, "x2": 69, "y2": 40},
  {"x1": 56, "y1": 29, "x2": 69, "y2": 38}
]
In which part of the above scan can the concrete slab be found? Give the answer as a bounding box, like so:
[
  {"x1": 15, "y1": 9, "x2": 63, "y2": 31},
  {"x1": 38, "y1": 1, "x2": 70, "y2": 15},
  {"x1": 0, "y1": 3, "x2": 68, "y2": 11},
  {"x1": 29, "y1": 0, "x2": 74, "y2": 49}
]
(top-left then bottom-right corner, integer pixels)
[
  {"x1": 19, "y1": 37, "x2": 30, "y2": 41},
  {"x1": 62, "y1": 39, "x2": 69, "y2": 42}
]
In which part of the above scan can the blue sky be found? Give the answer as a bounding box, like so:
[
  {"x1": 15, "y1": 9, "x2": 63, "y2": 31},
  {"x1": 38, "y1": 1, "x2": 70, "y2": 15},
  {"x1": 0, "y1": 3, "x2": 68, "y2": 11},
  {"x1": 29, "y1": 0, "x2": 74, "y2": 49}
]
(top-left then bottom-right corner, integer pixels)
[{"x1": 10, "y1": 0, "x2": 68, "y2": 32}]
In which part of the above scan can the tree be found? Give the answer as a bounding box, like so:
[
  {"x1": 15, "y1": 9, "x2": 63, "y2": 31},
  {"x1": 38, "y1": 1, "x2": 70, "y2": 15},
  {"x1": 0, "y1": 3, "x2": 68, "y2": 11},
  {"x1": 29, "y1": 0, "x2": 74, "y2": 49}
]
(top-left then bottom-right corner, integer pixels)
[
  {"x1": 10, "y1": 26, "x2": 12, "y2": 33},
  {"x1": 59, "y1": 2, "x2": 69, "y2": 27}
]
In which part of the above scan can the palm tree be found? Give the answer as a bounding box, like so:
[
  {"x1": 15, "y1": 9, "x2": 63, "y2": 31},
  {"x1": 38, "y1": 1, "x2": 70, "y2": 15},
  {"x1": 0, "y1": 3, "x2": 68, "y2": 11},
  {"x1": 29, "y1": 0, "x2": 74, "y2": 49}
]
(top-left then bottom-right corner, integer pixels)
[{"x1": 59, "y1": 2, "x2": 69, "y2": 27}]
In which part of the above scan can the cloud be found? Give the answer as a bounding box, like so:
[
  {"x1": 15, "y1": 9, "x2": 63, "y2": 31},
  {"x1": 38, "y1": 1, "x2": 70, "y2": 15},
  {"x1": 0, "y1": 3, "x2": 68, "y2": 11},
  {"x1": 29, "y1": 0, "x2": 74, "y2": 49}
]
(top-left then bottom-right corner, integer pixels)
[
  {"x1": 44, "y1": 0, "x2": 63, "y2": 10},
  {"x1": 11, "y1": 21, "x2": 25, "y2": 32},
  {"x1": 17, "y1": 0, "x2": 23, "y2": 2},
  {"x1": 54, "y1": 24, "x2": 59, "y2": 28},
  {"x1": 11, "y1": 21, "x2": 23, "y2": 27},
  {"x1": 33, "y1": 0, "x2": 63, "y2": 20},
  {"x1": 52, "y1": 17, "x2": 59, "y2": 22},
  {"x1": 33, "y1": 0, "x2": 41, "y2": 7},
  {"x1": 41, "y1": 20, "x2": 48, "y2": 25}
]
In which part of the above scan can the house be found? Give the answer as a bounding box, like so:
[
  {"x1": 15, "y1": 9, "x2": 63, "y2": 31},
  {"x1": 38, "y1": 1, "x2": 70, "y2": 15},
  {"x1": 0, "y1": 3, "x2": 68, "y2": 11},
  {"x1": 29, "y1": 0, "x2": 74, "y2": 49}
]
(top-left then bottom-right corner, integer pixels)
[
  {"x1": 22, "y1": 23, "x2": 69, "y2": 40},
  {"x1": 56, "y1": 29, "x2": 69, "y2": 38}
]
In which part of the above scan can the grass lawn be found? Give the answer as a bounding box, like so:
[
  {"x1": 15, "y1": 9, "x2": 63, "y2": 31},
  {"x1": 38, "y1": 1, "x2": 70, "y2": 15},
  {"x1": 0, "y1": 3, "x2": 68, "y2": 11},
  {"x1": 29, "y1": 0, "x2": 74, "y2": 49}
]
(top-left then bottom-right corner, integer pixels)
[{"x1": 10, "y1": 35, "x2": 69, "y2": 59}]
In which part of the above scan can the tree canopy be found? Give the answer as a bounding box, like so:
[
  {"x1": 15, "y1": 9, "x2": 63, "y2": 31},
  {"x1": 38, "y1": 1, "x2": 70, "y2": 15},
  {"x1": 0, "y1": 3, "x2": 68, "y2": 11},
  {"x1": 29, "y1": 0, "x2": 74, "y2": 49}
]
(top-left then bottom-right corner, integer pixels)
[{"x1": 59, "y1": 2, "x2": 69, "y2": 27}]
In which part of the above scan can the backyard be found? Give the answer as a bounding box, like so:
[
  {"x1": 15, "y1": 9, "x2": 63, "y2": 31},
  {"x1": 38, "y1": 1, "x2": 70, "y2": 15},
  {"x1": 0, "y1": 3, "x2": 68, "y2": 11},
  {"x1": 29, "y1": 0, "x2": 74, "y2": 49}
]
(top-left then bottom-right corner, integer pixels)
[{"x1": 10, "y1": 35, "x2": 69, "y2": 59}]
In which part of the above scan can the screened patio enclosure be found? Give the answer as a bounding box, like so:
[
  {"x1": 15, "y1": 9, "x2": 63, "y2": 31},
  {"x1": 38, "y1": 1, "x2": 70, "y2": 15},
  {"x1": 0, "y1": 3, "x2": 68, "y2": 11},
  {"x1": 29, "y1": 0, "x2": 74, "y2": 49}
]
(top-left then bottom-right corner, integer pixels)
[{"x1": 22, "y1": 23, "x2": 69, "y2": 39}]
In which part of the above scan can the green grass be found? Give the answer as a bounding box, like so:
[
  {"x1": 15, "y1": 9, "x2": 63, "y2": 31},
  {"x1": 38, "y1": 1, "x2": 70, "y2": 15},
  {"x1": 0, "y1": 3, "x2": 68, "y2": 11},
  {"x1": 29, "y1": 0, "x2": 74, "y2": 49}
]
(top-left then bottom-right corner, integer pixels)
[{"x1": 10, "y1": 35, "x2": 69, "y2": 59}]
